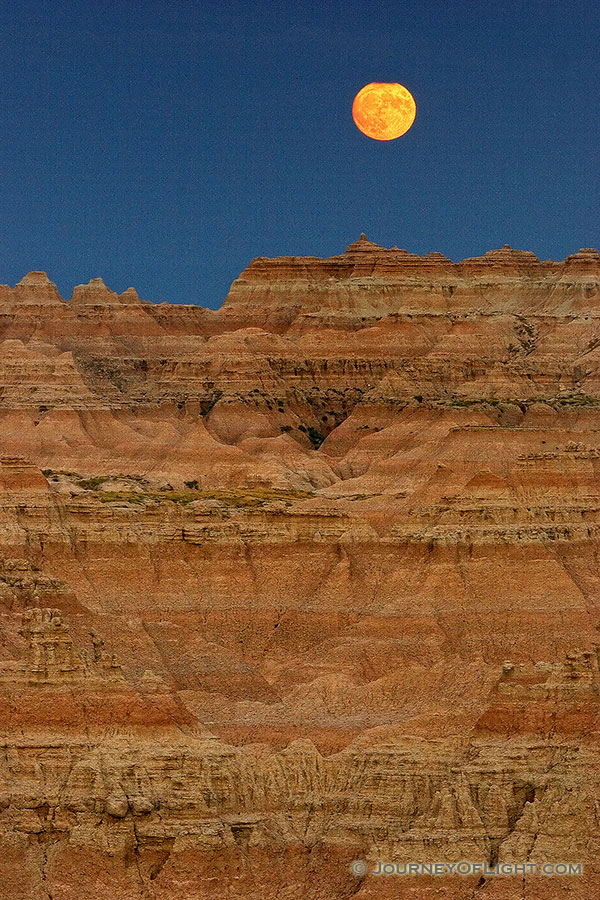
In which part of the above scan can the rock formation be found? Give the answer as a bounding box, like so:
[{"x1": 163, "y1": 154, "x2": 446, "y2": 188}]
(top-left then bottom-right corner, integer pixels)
[{"x1": 0, "y1": 238, "x2": 600, "y2": 897}]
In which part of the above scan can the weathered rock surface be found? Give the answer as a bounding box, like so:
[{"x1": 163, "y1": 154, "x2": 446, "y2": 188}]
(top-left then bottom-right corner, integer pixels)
[{"x1": 1, "y1": 238, "x2": 600, "y2": 897}]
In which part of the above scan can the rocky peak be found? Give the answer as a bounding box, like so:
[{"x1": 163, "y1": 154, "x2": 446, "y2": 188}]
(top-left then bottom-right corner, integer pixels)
[
  {"x1": 119, "y1": 287, "x2": 142, "y2": 305},
  {"x1": 462, "y1": 245, "x2": 541, "y2": 265},
  {"x1": 70, "y1": 277, "x2": 121, "y2": 306},
  {"x1": 70, "y1": 278, "x2": 145, "y2": 307},
  {"x1": 18, "y1": 271, "x2": 53, "y2": 286},
  {"x1": 563, "y1": 248, "x2": 600, "y2": 271},
  {"x1": 9, "y1": 271, "x2": 65, "y2": 306},
  {"x1": 344, "y1": 233, "x2": 386, "y2": 253}
]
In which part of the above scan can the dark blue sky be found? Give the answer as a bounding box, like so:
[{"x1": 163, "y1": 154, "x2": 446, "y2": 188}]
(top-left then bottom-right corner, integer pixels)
[{"x1": 0, "y1": 0, "x2": 598, "y2": 308}]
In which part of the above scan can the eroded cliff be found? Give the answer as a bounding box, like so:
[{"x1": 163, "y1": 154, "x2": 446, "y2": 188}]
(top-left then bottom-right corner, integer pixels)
[{"x1": 1, "y1": 237, "x2": 600, "y2": 898}]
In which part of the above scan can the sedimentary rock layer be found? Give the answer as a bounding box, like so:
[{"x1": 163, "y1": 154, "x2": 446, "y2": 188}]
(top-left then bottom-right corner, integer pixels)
[{"x1": 1, "y1": 237, "x2": 600, "y2": 898}]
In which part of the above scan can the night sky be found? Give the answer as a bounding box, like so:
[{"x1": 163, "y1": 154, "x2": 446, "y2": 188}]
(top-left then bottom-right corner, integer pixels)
[{"x1": 1, "y1": 0, "x2": 598, "y2": 308}]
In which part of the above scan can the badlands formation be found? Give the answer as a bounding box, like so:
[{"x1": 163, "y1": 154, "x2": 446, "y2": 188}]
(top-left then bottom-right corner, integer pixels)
[{"x1": 0, "y1": 235, "x2": 600, "y2": 898}]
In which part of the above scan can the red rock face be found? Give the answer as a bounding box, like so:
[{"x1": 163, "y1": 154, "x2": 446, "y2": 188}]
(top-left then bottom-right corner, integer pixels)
[{"x1": 1, "y1": 239, "x2": 600, "y2": 898}]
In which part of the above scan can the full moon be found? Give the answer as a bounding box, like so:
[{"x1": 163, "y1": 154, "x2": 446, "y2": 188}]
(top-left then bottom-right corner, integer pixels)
[{"x1": 352, "y1": 82, "x2": 416, "y2": 141}]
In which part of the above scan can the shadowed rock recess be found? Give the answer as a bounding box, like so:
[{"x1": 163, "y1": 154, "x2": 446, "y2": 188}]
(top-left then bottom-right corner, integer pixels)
[{"x1": 1, "y1": 236, "x2": 600, "y2": 898}]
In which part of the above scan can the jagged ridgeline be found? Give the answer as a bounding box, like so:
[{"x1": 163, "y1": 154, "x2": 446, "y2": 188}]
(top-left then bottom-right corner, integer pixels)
[{"x1": 0, "y1": 240, "x2": 599, "y2": 898}]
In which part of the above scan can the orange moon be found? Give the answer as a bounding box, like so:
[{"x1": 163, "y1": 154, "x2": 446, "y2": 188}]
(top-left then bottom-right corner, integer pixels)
[{"x1": 352, "y1": 82, "x2": 416, "y2": 141}]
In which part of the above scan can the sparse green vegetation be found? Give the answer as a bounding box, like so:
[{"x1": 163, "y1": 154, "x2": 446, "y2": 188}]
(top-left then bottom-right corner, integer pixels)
[
  {"x1": 96, "y1": 487, "x2": 313, "y2": 509},
  {"x1": 426, "y1": 395, "x2": 600, "y2": 411},
  {"x1": 184, "y1": 479, "x2": 199, "y2": 490},
  {"x1": 556, "y1": 394, "x2": 598, "y2": 406},
  {"x1": 42, "y1": 470, "x2": 148, "y2": 488},
  {"x1": 78, "y1": 476, "x2": 106, "y2": 490},
  {"x1": 307, "y1": 426, "x2": 325, "y2": 449},
  {"x1": 199, "y1": 390, "x2": 223, "y2": 415},
  {"x1": 445, "y1": 397, "x2": 527, "y2": 409}
]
